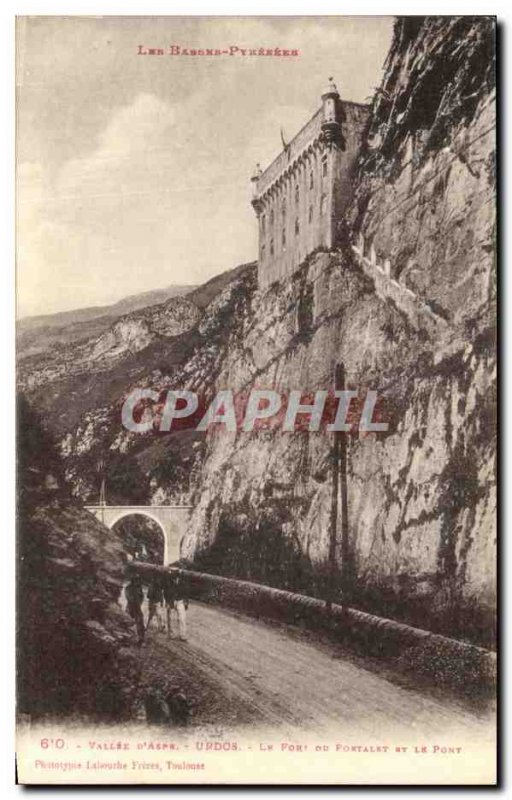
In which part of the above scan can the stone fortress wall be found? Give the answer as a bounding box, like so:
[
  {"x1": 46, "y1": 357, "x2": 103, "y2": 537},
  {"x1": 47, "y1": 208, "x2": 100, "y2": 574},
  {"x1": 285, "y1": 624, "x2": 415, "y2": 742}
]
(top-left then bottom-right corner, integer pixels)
[{"x1": 251, "y1": 82, "x2": 369, "y2": 290}]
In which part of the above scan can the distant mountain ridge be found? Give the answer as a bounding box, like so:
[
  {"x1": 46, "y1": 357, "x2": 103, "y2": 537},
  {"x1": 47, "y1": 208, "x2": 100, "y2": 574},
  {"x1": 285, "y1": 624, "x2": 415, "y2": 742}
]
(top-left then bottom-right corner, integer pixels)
[
  {"x1": 19, "y1": 284, "x2": 197, "y2": 328},
  {"x1": 17, "y1": 284, "x2": 197, "y2": 358}
]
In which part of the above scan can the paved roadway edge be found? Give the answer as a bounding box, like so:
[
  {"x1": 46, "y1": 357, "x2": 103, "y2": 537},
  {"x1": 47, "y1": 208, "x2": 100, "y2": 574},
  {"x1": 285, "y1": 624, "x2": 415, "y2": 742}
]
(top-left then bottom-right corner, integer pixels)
[{"x1": 130, "y1": 562, "x2": 496, "y2": 690}]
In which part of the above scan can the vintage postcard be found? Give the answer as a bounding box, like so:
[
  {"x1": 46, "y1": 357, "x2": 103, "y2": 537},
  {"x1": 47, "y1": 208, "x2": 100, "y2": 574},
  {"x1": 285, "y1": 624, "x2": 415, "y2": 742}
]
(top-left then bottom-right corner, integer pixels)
[{"x1": 16, "y1": 15, "x2": 497, "y2": 785}]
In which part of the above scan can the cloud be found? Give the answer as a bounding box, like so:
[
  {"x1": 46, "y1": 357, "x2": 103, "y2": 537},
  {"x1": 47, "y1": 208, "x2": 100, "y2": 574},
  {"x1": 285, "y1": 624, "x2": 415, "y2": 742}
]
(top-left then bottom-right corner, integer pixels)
[
  {"x1": 16, "y1": 17, "x2": 394, "y2": 317},
  {"x1": 57, "y1": 93, "x2": 180, "y2": 203},
  {"x1": 17, "y1": 92, "x2": 256, "y2": 317},
  {"x1": 99, "y1": 93, "x2": 176, "y2": 155},
  {"x1": 17, "y1": 94, "x2": 182, "y2": 316}
]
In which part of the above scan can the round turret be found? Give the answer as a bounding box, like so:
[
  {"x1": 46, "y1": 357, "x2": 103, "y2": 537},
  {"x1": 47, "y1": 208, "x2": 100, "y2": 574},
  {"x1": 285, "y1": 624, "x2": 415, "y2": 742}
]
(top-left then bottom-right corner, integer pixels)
[
  {"x1": 251, "y1": 163, "x2": 263, "y2": 212},
  {"x1": 321, "y1": 77, "x2": 340, "y2": 101},
  {"x1": 251, "y1": 162, "x2": 262, "y2": 182},
  {"x1": 321, "y1": 77, "x2": 342, "y2": 147}
]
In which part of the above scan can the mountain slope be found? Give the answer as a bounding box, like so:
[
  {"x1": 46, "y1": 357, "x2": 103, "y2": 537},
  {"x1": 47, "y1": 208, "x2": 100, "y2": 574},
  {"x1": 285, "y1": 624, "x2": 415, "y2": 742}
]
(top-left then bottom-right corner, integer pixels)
[{"x1": 18, "y1": 262, "x2": 256, "y2": 505}]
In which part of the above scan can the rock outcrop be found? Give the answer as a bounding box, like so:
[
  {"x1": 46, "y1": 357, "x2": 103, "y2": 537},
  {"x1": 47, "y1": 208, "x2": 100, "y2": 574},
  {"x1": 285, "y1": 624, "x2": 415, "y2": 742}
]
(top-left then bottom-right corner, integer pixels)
[
  {"x1": 20, "y1": 295, "x2": 201, "y2": 391},
  {"x1": 17, "y1": 396, "x2": 138, "y2": 719},
  {"x1": 350, "y1": 16, "x2": 495, "y2": 330}
]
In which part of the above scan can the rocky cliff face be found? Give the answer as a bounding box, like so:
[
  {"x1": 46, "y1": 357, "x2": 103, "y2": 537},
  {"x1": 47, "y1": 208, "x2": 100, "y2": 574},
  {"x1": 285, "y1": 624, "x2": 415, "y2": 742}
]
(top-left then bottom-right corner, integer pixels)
[
  {"x1": 18, "y1": 264, "x2": 252, "y2": 504},
  {"x1": 17, "y1": 397, "x2": 138, "y2": 720},
  {"x1": 350, "y1": 16, "x2": 495, "y2": 329}
]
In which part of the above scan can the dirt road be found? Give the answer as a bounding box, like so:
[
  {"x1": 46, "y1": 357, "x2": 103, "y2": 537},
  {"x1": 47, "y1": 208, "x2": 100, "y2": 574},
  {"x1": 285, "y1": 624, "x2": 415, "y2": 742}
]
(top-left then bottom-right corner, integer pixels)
[{"x1": 140, "y1": 601, "x2": 495, "y2": 742}]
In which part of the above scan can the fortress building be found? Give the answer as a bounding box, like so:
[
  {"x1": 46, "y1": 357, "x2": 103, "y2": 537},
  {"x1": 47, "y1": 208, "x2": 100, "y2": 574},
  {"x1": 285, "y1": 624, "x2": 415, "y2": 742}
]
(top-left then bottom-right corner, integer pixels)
[{"x1": 251, "y1": 80, "x2": 369, "y2": 289}]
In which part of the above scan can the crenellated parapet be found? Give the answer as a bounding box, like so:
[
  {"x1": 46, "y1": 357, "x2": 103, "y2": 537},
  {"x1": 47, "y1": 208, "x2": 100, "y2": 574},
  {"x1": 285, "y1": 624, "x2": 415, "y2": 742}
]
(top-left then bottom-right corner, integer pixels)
[{"x1": 254, "y1": 108, "x2": 325, "y2": 202}]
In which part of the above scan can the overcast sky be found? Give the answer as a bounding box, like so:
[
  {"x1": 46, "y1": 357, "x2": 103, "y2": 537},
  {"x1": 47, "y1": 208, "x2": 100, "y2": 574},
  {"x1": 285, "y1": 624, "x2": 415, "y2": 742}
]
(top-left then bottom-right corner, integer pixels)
[{"x1": 16, "y1": 16, "x2": 393, "y2": 318}]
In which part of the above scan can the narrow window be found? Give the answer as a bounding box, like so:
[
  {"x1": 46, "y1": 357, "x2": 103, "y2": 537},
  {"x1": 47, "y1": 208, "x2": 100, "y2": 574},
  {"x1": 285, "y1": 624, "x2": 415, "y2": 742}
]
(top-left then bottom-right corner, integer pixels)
[
  {"x1": 261, "y1": 214, "x2": 266, "y2": 236},
  {"x1": 282, "y1": 200, "x2": 286, "y2": 224},
  {"x1": 295, "y1": 185, "x2": 300, "y2": 206},
  {"x1": 282, "y1": 228, "x2": 286, "y2": 250},
  {"x1": 320, "y1": 194, "x2": 327, "y2": 215},
  {"x1": 308, "y1": 205, "x2": 313, "y2": 223},
  {"x1": 310, "y1": 171, "x2": 314, "y2": 190},
  {"x1": 322, "y1": 157, "x2": 328, "y2": 178},
  {"x1": 270, "y1": 238, "x2": 274, "y2": 257},
  {"x1": 261, "y1": 243, "x2": 266, "y2": 260},
  {"x1": 295, "y1": 219, "x2": 300, "y2": 236},
  {"x1": 270, "y1": 209, "x2": 274, "y2": 226}
]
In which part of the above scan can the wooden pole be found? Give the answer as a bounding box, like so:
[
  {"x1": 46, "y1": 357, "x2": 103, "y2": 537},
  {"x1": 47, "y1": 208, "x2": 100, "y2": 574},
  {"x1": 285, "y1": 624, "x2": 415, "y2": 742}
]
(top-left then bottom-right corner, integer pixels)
[
  {"x1": 327, "y1": 363, "x2": 343, "y2": 608},
  {"x1": 327, "y1": 362, "x2": 351, "y2": 608},
  {"x1": 338, "y1": 364, "x2": 350, "y2": 601}
]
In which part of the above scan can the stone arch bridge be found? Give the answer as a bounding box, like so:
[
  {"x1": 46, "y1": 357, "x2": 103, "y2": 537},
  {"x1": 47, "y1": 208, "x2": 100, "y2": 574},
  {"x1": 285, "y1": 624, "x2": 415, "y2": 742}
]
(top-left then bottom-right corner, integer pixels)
[{"x1": 85, "y1": 505, "x2": 192, "y2": 566}]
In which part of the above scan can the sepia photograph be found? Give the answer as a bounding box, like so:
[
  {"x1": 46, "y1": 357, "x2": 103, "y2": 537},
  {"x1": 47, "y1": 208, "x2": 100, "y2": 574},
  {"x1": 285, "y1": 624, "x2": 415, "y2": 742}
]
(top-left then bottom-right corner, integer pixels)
[{"x1": 14, "y1": 13, "x2": 497, "y2": 785}]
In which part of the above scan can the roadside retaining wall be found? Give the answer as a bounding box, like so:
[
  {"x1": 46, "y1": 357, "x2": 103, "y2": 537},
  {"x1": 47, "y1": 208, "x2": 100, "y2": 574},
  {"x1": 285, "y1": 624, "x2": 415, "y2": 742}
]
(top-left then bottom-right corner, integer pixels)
[{"x1": 132, "y1": 562, "x2": 496, "y2": 690}]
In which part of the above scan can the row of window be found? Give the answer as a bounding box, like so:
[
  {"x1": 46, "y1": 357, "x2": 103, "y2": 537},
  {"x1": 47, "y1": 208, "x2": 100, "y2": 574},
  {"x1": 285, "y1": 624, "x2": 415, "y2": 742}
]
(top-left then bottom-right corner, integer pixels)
[
  {"x1": 261, "y1": 194, "x2": 327, "y2": 238},
  {"x1": 260, "y1": 158, "x2": 328, "y2": 236},
  {"x1": 261, "y1": 196, "x2": 328, "y2": 259}
]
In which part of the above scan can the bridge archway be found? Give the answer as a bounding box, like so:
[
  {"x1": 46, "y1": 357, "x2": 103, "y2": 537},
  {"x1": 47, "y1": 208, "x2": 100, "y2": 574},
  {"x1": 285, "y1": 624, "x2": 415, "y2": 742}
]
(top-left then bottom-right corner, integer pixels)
[
  {"x1": 85, "y1": 505, "x2": 192, "y2": 566},
  {"x1": 111, "y1": 512, "x2": 166, "y2": 565}
]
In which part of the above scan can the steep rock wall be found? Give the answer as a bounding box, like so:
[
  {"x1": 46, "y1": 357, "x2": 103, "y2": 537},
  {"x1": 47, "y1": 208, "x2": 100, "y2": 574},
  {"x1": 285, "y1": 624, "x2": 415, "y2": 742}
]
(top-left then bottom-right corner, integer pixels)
[
  {"x1": 183, "y1": 17, "x2": 496, "y2": 646},
  {"x1": 350, "y1": 16, "x2": 495, "y2": 328}
]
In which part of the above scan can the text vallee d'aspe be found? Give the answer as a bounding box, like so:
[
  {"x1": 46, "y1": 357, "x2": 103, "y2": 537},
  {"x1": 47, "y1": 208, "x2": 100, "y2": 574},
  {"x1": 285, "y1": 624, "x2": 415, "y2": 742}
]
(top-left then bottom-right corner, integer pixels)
[{"x1": 121, "y1": 388, "x2": 390, "y2": 434}]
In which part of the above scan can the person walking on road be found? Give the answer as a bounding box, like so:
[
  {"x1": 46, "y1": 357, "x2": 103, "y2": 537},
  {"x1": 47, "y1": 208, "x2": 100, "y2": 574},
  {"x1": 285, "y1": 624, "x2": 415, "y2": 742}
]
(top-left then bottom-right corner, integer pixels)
[
  {"x1": 147, "y1": 577, "x2": 165, "y2": 632},
  {"x1": 125, "y1": 574, "x2": 145, "y2": 645},
  {"x1": 164, "y1": 569, "x2": 189, "y2": 641}
]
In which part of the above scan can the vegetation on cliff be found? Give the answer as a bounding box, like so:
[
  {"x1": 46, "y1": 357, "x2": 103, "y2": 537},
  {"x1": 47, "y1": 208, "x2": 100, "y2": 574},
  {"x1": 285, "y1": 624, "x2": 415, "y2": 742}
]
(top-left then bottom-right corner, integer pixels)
[{"x1": 17, "y1": 395, "x2": 138, "y2": 720}]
